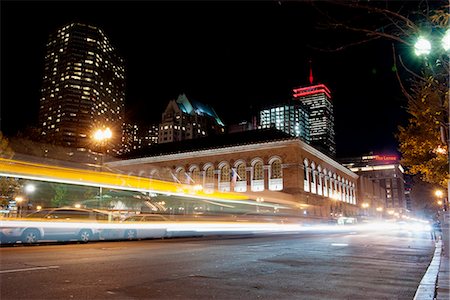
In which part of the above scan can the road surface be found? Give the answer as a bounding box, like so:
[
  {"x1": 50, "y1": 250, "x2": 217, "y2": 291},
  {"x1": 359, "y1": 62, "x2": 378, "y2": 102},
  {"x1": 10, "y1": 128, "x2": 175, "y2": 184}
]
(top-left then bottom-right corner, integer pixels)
[{"x1": 0, "y1": 227, "x2": 434, "y2": 299}]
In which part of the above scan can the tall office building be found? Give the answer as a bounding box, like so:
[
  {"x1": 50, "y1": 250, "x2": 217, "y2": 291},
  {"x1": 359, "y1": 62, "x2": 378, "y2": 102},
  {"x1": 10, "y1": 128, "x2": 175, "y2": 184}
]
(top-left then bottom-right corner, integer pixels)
[
  {"x1": 292, "y1": 84, "x2": 335, "y2": 157},
  {"x1": 39, "y1": 23, "x2": 125, "y2": 152},
  {"x1": 259, "y1": 103, "x2": 310, "y2": 143}
]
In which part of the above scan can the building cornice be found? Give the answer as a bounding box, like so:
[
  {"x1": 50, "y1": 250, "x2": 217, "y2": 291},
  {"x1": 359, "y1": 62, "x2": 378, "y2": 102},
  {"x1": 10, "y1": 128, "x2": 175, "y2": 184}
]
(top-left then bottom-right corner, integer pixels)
[
  {"x1": 297, "y1": 140, "x2": 358, "y2": 179},
  {"x1": 107, "y1": 138, "x2": 358, "y2": 179},
  {"x1": 107, "y1": 139, "x2": 295, "y2": 167}
]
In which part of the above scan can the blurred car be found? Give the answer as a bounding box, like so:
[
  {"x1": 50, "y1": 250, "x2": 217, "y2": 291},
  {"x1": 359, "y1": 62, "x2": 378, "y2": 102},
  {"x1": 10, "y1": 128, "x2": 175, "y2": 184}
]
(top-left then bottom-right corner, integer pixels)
[
  {"x1": 101, "y1": 213, "x2": 169, "y2": 241},
  {"x1": 1, "y1": 207, "x2": 109, "y2": 244}
]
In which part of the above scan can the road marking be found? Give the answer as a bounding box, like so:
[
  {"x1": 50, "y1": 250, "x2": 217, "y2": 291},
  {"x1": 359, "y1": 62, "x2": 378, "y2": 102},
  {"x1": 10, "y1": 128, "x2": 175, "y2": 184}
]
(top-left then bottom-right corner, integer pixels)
[
  {"x1": 0, "y1": 265, "x2": 60, "y2": 274},
  {"x1": 331, "y1": 243, "x2": 348, "y2": 247}
]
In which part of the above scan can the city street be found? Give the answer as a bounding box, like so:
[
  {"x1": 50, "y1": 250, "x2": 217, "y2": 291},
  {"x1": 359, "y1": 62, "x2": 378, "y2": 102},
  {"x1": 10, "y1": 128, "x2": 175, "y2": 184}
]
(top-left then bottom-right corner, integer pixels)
[{"x1": 1, "y1": 228, "x2": 434, "y2": 299}]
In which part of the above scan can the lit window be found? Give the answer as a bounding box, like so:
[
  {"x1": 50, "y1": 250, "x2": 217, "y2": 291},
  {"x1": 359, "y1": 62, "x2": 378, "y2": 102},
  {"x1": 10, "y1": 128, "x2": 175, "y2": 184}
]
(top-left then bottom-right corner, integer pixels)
[
  {"x1": 271, "y1": 160, "x2": 282, "y2": 179},
  {"x1": 253, "y1": 161, "x2": 264, "y2": 180}
]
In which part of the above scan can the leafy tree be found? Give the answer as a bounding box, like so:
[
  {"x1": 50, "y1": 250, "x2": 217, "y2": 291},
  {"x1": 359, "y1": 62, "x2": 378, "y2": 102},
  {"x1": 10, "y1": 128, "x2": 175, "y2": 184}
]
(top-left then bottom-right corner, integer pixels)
[
  {"x1": 50, "y1": 183, "x2": 70, "y2": 207},
  {"x1": 0, "y1": 131, "x2": 19, "y2": 206},
  {"x1": 310, "y1": 1, "x2": 449, "y2": 186}
]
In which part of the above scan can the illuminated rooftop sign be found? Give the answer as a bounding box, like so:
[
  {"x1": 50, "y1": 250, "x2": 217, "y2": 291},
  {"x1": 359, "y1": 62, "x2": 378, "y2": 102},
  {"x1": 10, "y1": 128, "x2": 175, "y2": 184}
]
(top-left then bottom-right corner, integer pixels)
[
  {"x1": 292, "y1": 84, "x2": 331, "y2": 99},
  {"x1": 362, "y1": 155, "x2": 398, "y2": 161}
]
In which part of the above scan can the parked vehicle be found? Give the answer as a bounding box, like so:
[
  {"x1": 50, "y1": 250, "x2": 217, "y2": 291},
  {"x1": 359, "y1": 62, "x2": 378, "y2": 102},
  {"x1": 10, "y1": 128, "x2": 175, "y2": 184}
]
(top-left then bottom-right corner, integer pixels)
[
  {"x1": 101, "y1": 214, "x2": 169, "y2": 241},
  {"x1": 1, "y1": 207, "x2": 109, "y2": 244}
]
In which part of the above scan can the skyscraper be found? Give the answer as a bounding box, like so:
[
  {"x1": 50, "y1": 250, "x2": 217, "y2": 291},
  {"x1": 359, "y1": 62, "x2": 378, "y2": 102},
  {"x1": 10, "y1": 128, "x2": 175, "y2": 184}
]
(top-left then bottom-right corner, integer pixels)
[
  {"x1": 259, "y1": 103, "x2": 310, "y2": 143},
  {"x1": 292, "y1": 84, "x2": 335, "y2": 157},
  {"x1": 39, "y1": 23, "x2": 125, "y2": 152}
]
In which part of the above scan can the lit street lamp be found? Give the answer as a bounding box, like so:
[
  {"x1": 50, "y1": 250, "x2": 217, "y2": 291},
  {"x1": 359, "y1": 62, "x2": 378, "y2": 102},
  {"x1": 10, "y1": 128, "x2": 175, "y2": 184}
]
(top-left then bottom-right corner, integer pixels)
[
  {"x1": 93, "y1": 127, "x2": 112, "y2": 171},
  {"x1": 414, "y1": 29, "x2": 450, "y2": 212},
  {"x1": 15, "y1": 196, "x2": 24, "y2": 218},
  {"x1": 92, "y1": 127, "x2": 112, "y2": 208}
]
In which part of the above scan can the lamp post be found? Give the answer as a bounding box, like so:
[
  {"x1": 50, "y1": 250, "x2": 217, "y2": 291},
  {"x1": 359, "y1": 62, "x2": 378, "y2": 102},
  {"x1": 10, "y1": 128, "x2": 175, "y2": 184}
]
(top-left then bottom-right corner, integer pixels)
[
  {"x1": 414, "y1": 30, "x2": 450, "y2": 211},
  {"x1": 15, "y1": 196, "x2": 23, "y2": 218},
  {"x1": 93, "y1": 127, "x2": 112, "y2": 208}
]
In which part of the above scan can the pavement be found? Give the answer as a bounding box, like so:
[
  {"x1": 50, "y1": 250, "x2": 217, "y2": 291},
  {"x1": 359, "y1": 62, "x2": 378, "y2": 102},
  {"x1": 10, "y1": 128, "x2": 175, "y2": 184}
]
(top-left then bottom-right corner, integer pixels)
[
  {"x1": 415, "y1": 211, "x2": 450, "y2": 300},
  {"x1": 436, "y1": 211, "x2": 449, "y2": 300}
]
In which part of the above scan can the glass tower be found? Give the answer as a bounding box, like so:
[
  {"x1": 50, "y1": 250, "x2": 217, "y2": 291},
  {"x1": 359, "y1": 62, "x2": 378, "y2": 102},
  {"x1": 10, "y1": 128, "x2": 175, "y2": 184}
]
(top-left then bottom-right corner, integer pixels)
[
  {"x1": 259, "y1": 103, "x2": 310, "y2": 143},
  {"x1": 293, "y1": 84, "x2": 335, "y2": 157},
  {"x1": 39, "y1": 23, "x2": 125, "y2": 152}
]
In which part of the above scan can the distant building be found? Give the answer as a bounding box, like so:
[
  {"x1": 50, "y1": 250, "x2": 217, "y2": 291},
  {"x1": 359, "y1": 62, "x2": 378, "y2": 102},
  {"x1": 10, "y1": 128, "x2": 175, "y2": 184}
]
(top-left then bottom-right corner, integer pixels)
[
  {"x1": 158, "y1": 94, "x2": 225, "y2": 144},
  {"x1": 121, "y1": 123, "x2": 159, "y2": 153},
  {"x1": 228, "y1": 120, "x2": 256, "y2": 134},
  {"x1": 356, "y1": 175, "x2": 387, "y2": 218},
  {"x1": 341, "y1": 154, "x2": 408, "y2": 215},
  {"x1": 259, "y1": 102, "x2": 310, "y2": 143},
  {"x1": 292, "y1": 84, "x2": 335, "y2": 157},
  {"x1": 38, "y1": 23, "x2": 125, "y2": 152}
]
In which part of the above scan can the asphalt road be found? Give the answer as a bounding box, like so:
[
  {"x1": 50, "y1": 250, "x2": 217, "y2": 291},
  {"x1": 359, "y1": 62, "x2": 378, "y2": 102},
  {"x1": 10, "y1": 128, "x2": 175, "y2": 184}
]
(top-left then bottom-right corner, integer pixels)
[{"x1": 0, "y1": 228, "x2": 434, "y2": 299}]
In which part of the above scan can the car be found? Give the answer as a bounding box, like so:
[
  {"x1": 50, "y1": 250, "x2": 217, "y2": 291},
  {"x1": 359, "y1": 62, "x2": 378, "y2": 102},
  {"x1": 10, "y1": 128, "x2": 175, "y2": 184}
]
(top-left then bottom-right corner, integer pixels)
[
  {"x1": 101, "y1": 213, "x2": 169, "y2": 241},
  {"x1": 1, "y1": 207, "x2": 109, "y2": 244}
]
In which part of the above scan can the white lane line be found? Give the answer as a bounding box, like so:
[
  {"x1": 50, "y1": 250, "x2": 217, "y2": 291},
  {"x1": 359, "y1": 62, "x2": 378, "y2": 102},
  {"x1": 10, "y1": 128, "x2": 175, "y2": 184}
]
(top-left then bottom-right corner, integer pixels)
[
  {"x1": 0, "y1": 265, "x2": 60, "y2": 274},
  {"x1": 331, "y1": 243, "x2": 348, "y2": 247}
]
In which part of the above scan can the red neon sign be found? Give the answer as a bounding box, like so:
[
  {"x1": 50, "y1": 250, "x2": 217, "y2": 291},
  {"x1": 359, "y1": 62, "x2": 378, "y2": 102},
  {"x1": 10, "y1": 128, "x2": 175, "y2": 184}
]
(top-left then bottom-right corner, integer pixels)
[
  {"x1": 374, "y1": 155, "x2": 398, "y2": 161},
  {"x1": 292, "y1": 84, "x2": 332, "y2": 99}
]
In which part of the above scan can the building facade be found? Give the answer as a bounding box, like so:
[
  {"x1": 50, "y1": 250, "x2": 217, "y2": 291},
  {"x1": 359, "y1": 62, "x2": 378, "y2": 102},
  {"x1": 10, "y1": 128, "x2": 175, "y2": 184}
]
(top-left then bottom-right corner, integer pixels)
[
  {"x1": 109, "y1": 130, "x2": 359, "y2": 220},
  {"x1": 38, "y1": 23, "x2": 125, "y2": 152},
  {"x1": 158, "y1": 94, "x2": 225, "y2": 144},
  {"x1": 292, "y1": 84, "x2": 335, "y2": 157},
  {"x1": 259, "y1": 103, "x2": 310, "y2": 143},
  {"x1": 341, "y1": 154, "x2": 408, "y2": 215}
]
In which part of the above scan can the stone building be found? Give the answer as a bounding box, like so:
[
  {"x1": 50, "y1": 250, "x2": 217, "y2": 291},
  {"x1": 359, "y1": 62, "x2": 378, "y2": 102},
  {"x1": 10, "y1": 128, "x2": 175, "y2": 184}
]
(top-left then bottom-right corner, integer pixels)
[{"x1": 108, "y1": 129, "x2": 359, "y2": 220}]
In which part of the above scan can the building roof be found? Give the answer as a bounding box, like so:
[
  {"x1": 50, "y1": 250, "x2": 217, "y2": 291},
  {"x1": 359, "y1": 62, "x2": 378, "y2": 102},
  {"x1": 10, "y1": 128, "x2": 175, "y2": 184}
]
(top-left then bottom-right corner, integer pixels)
[
  {"x1": 118, "y1": 128, "x2": 295, "y2": 159},
  {"x1": 176, "y1": 94, "x2": 224, "y2": 126}
]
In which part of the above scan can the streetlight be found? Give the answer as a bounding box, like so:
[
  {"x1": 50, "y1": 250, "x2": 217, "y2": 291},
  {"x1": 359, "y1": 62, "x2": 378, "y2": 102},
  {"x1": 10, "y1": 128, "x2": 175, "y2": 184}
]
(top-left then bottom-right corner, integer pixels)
[
  {"x1": 93, "y1": 127, "x2": 112, "y2": 170},
  {"x1": 361, "y1": 203, "x2": 369, "y2": 218},
  {"x1": 414, "y1": 30, "x2": 450, "y2": 212},
  {"x1": 92, "y1": 127, "x2": 112, "y2": 208},
  {"x1": 15, "y1": 196, "x2": 23, "y2": 218},
  {"x1": 435, "y1": 189, "x2": 445, "y2": 208},
  {"x1": 414, "y1": 37, "x2": 432, "y2": 56},
  {"x1": 256, "y1": 197, "x2": 264, "y2": 213}
]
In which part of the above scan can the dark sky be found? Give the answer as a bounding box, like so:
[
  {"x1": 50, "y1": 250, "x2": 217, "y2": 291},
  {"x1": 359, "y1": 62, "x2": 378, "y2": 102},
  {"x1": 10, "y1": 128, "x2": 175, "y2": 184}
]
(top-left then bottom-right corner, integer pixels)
[{"x1": 1, "y1": 1, "x2": 412, "y2": 158}]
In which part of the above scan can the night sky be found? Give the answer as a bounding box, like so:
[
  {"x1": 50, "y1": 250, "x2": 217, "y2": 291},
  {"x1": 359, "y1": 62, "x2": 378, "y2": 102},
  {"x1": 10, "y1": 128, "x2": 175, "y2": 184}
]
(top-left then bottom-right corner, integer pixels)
[{"x1": 1, "y1": 1, "x2": 414, "y2": 158}]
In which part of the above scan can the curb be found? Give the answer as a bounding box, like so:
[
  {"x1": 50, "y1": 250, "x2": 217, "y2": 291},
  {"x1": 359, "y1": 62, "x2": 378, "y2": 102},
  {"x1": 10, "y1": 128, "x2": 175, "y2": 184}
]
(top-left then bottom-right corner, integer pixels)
[{"x1": 413, "y1": 240, "x2": 442, "y2": 300}]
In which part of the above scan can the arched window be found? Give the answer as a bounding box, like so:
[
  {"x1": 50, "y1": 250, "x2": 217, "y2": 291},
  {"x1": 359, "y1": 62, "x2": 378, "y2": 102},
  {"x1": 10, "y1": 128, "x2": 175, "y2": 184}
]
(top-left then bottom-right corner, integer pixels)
[
  {"x1": 304, "y1": 159, "x2": 310, "y2": 192},
  {"x1": 328, "y1": 171, "x2": 333, "y2": 197},
  {"x1": 220, "y1": 164, "x2": 230, "y2": 182},
  {"x1": 337, "y1": 175, "x2": 342, "y2": 200},
  {"x1": 237, "y1": 163, "x2": 246, "y2": 181},
  {"x1": 269, "y1": 157, "x2": 283, "y2": 191},
  {"x1": 190, "y1": 166, "x2": 201, "y2": 184},
  {"x1": 270, "y1": 160, "x2": 282, "y2": 179},
  {"x1": 311, "y1": 162, "x2": 317, "y2": 194},
  {"x1": 253, "y1": 161, "x2": 264, "y2": 180},
  {"x1": 176, "y1": 167, "x2": 185, "y2": 183},
  {"x1": 333, "y1": 173, "x2": 338, "y2": 198},
  {"x1": 205, "y1": 165, "x2": 214, "y2": 185},
  {"x1": 345, "y1": 179, "x2": 349, "y2": 202},
  {"x1": 317, "y1": 165, "x2": 323, "y2": 196},
  {"x1": 323, "y1": 168, "x2": 328, "y2": 197}
]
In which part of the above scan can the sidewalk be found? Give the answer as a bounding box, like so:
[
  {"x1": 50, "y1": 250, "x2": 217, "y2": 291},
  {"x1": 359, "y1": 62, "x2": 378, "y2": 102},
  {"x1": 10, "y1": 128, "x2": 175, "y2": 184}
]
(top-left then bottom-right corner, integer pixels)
[
  {"x1": 436, "y1": 211, "x2": 449, "y2": 300},
  {"x1": 436, "y1": 253, "x2": 449, "y2": 300},
  {"x1": 414, "y1": 211, "x2": 449, "y2": 300}
]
